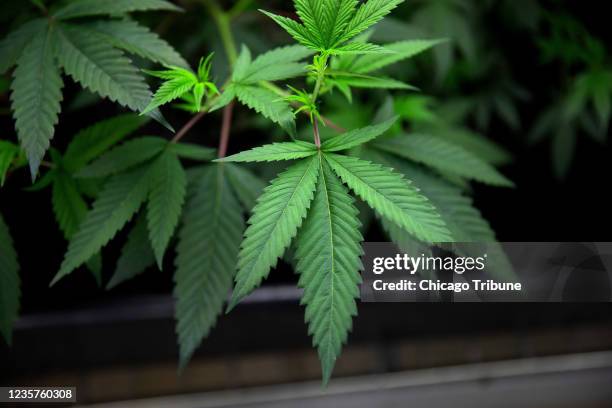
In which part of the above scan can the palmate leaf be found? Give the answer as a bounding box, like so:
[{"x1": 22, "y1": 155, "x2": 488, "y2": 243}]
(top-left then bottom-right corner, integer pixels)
[
  {"x1": 63, "y1": 114, "x2": 149, "y2": 172},
  {"x1": 262, "y1": 0, "x2": 403, "y2": 54},
  {"x1": 53, "y1": 0, "x2": 181, "y2": 20},
  {"x1": 0, "y1": 19, "x2": 46, "y2": 74},
  {"x1": 219, "y1": 141, "x2": 317, "y2": 163},
  {"x1": 78, "y1": 137, "x2": 168, "y2": 178},
  {"x1": 107, "y1": 215, "x2": 156, "y2": 289},
  {"x1": 10, "y1": 24, "x2": 64, "y2": 177},
  {"x1": 0, "y1": 213, "x2": 20, "y2": 346},
  {"x1": 295, "y1": 155, "x2": 363, "y2": 385},
  {"x1": 324, "y1": 153, "x2": 451, "y2": 243},
  {"x1": 174, "y1": 164, "x2": 244, "y2": 367},
  {"x1": 374, "y1": 134, "x2": 514, "y2": 187},
  {"x1": 84, "y1": 19, "x2": 189, "y2": 68},
  {"x1": 321, "y1": 117, "x2": 397, "y2": 152},
  {"x1": 228, "y1": 156, "x2": 320, "y2": 310},
  {"x1": 146, "y1": 151, "x2": 187, "y2": 268},
  {"x1": 225, "y1": 163, "x2": 267, "y2": 211},
  {"x1": 52, "y1": 166, "x2": 151, "y2": 285}
]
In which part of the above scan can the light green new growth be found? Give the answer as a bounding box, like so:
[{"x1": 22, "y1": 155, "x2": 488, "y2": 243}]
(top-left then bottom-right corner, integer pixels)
[
  {"x1": 142, "y1": 54, "x2": 219, "y2": 114},
  {"x1": 211, "y1": 44, "x2": 313, "y2": 129}
]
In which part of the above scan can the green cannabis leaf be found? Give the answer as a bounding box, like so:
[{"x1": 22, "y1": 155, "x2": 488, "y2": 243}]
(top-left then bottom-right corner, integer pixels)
[
  {"x1": 221, "y1": 115, "x2": 452, "y2": 379},
  {"x1": 1, "y1": 0, "x2": 184, "y2": 177},
  {"x1": 294, "y1": 156, "x2": 363, "y2": 385},
  {"x1": 174, "y1": 164, "x2": 245, "y2": 367},
  {"x1": 0, "y1": 141, "x2": 22, "y2": 186},
  {"x1": 0, "y1": 0, "x2": 520, "y2": 388},
  {"x1": 262, "y1": 0, "x2": 404, "y2": 55},
  {"x1": 364, "y1": 149, "x2": 515, "y2": 281},
  {"x1": 143, "y1": 54, "x2": 219, "y2": 114},
  {"x1": 212, "y1": 45, "x2": 314, "y2": 136},
  {"x1": 53, "y1": 137, "x2": 206, "y2": 284},
  {"x1": 106, "y1": 215, "x2": 156, "y2": 290},
  {"x1": 227, "y1": 156, "x2": 321, "y2": 309},
  {"x1": 373, "y1": 133, "x2": 514, "y2": 186}
]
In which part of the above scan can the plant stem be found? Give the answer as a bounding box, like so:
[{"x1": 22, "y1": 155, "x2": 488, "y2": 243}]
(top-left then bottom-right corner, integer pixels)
[
  {"x1": 218, "y1": 101, "x2": 235, "y2": 158},
  {"x1": 312, "y1": 69, "x2": 325, "y2": 104},
  {"x1": 205, "y1": 1, "x2": 238, "y2": 66},
  {"x1": 204, "y1": 0, "x2": 240, "y2": 158},
  {"x1": 313, "y1": 117, "x2": 321, "y2": 148},
  {"x1": 228, "y1": 0, "x2": 254, "y2": 20},
  {"x1": 171, "y1": 110, "x2": 207, "y2": 143},
  {"x1": 309, "y1": 54, "x2": 329, "y2": 146}
]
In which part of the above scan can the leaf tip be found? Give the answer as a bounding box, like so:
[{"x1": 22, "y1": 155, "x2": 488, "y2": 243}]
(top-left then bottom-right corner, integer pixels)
[
  {"x1": 225, "y1": 296, "x2": 241, "y2": 314},
  {"x1": 49, "y1": 273, "x2": 63, "y2": 287}
]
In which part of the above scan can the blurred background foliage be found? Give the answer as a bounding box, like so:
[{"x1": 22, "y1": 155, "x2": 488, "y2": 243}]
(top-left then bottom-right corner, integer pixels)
[{"x1": 1, "y1": 0, "x2": 610, "y2": 180}]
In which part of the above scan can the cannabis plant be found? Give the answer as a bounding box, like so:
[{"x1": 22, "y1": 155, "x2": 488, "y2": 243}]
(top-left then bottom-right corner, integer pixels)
[
  {"x1": 530, "y1": 13, "x2": 612, "y2": 178},
  {"x1": 0, "y1": 0, "x2": 513, "y2": 384}
]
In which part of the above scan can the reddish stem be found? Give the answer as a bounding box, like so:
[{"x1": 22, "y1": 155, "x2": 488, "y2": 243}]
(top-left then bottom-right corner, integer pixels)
[
  {"x1": 218, "y1": 101, "x2": 235, "y2": 158},
  {"x1": 322, "y1": 116, "x2": 346, "y2": 133},
  {"x1": 313, "y1": 117, "x2": 321, "y2": 148},
  {"x1": 171, "y1": 110, "x2": 207, "y2": 143}
]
